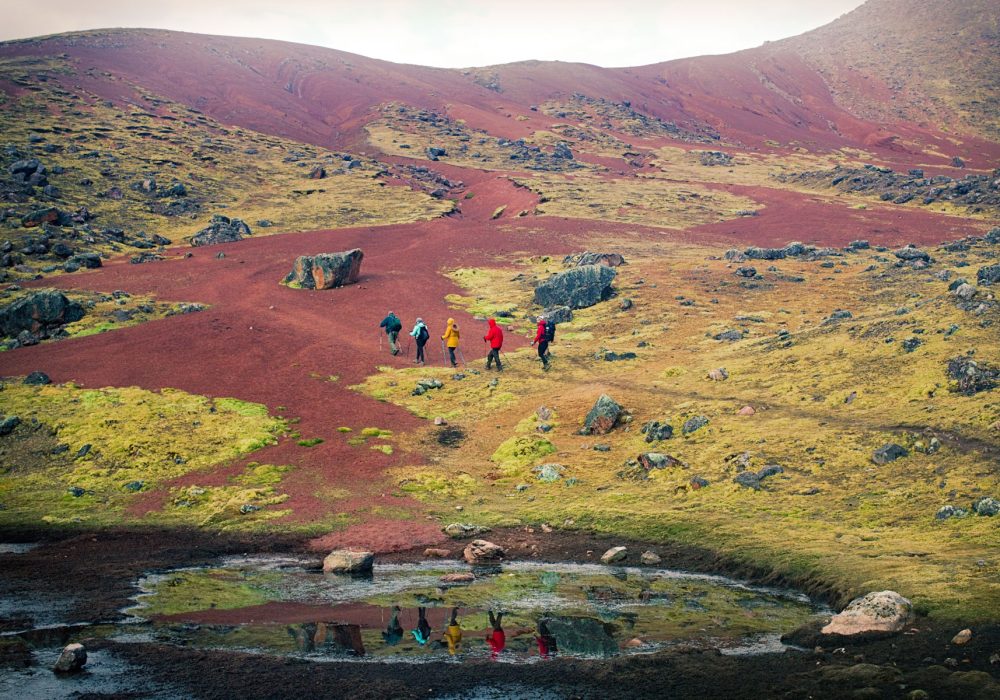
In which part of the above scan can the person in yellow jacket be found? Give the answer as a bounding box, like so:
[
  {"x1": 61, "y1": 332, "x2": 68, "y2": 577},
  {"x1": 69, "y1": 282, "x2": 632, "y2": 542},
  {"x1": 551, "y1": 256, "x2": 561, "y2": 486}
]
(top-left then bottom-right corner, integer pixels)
[
  {"x1": 441, "y1": 318, "x2": 460, "y2": 367},
  {"x1": 442, "y1": 607, "x2": 463, "y2": 655}
]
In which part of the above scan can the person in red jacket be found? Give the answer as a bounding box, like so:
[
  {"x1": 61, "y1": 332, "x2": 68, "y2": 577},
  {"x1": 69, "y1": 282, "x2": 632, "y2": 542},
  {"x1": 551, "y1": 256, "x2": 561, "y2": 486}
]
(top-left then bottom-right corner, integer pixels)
[
  {"x1": 483, "y1": 318, "x2": 503, "y2": 371},
  {"x1": 531, "y1": 316, "x2": 552, "y2": 370},
  {"x1": 485, "y1": 610, "x2": 505, "y2": 659}
]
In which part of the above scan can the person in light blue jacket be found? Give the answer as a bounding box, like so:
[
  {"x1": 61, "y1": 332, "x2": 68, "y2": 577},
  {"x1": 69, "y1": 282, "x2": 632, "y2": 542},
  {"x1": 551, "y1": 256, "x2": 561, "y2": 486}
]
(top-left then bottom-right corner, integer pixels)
[{"x1": 410, "y1": 317, "x2": 430, "y2": 365}]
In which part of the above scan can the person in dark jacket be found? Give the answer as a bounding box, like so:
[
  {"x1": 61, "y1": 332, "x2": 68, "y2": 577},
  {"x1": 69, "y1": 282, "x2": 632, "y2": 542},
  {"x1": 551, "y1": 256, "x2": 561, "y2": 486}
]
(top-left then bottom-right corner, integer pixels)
[
  {"x1": 483, "y1": 318, "x2": 503, "y2": 371},
  {"x1": 379, "y1": 311, "x2": 403, "y2": 355},
  {"x1": 410, "y1": 318, "x2": 429, "y2": 365}
]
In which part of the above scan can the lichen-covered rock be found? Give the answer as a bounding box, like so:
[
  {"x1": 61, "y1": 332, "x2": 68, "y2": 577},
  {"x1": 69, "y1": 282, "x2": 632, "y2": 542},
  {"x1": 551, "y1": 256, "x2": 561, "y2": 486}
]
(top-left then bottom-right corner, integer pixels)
[
  {"x1": 946, "y1": 356, "x2": 998, "y2": 395},
  {"x1": 322, "y1": 549, "x2": 374, "y2": 574},
  {"x1": 540, "y1": 305, "x2": 573, "y2": 323},
  {"x1": 564, "y1": 251, "x2": 626, "y2": 267},
  {"x1": 463, "y1": 539, "x2": 504, "y2": 564},
  {"x1": 0, "y1": 290, "x2": 84, "y2": 338},
  {"x1": 190, "y1": 215, "x2": 251, "y2": 246},
  {"x1": 583, "y1": 394, "x2": 622, "y2": 434},
  {"x1": 640, "y1": 420, "x2": 673, "y2": 442},
  {"x1": 821, "y1": 591, "x2": 913, "y2": 635},
  {"x1": 971, "y1": 496, "x2": 999, "y2": 516},
  {"x1": 600, "y1": 546, "x2": 627, "y2": 564},
  {"x1": 682, "y1": 415, "x2": 709, "y2": 435},
  {"x1": 935, "y1": 505, "x2": 969, "y2": 520},
  {"x1": 872, "y1": 444, "x2": 908, "y2": 465},
  {"x1": 534, "y1": 463, "x2": 564, "y2": 482},
  {"x1": 638, "y1": 452, "x2": 685, "y2": 470},
  {"x1": 977, "y1": 264, "x2": 1000, "y2": 286},
  {"x1": 443, "y1": 522, "x2": 490, "y2": 538},
  {"x1": 284, "y1": 249, "x2": 364, "y2": 289},
  {"x1": 53, "y1": 643, "x2": 87, "y2": 673},
  {"x1": 534, "y1": 264, "x2": 616, "y2": 309}
]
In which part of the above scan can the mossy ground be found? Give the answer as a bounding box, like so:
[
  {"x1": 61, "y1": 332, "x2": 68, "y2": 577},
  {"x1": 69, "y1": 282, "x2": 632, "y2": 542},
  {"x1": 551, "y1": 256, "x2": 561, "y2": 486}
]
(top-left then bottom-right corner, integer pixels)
[
  {"x1": 355, "y1": 238, "x2": 1000, "y2": 621},
  {"x1": 0, "y1": 382, "x2": 287, "y2": 527}
]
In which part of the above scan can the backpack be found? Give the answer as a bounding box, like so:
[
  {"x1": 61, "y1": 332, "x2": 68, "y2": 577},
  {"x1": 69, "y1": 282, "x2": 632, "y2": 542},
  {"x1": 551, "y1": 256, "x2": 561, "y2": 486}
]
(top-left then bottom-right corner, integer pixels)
[
  {"x1": 417, "y1": 325, "x2": 429, "y2": 343},
  {"x1": 543, "y1": 320, "x2": 556, "y2": 342},
  {"x1": 390, "y1": 316, "x2": 402, "y2": 332}
]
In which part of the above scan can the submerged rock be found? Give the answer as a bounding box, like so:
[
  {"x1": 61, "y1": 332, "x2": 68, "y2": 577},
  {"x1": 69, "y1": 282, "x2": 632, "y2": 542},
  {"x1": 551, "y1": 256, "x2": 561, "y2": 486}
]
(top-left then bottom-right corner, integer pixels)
[
  {"x1": 534, "y1": 264, "x2": 616, "y2": 309},
  {"x1": 543, "y1": 616, "x2": 618, "y2": 656},
  {"x1": 463, "y1": 539, "x2": 504, "y2": 564},
  {"x1": 284, "y1": 249, "x2": 364, "y2": 289},
  {"x1": 821, "y1": 591, "x2": 913, "y2": 636},
  {"x1": 322, "y1": 549, "x2": 374, "y2": 574}
]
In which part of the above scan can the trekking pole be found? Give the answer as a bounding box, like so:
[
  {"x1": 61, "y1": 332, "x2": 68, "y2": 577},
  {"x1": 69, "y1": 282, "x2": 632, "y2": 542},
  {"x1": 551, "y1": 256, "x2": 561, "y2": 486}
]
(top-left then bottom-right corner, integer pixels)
[
  {"x1": 457, "y1": 347, "x2": 468, "y2": 367},
  {"x1": 379, "y1": 331, "x2": 383, "y2": 353},
  {"x1": 440, "y1": 339, "x2": 447, "y2": 366}
]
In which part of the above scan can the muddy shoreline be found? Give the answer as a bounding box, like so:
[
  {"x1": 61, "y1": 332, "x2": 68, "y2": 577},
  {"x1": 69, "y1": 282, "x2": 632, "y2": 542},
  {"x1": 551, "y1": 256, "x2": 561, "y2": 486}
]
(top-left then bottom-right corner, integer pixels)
[{"x1": 2, "y1": 526, "x2": 998, "y2": 699}]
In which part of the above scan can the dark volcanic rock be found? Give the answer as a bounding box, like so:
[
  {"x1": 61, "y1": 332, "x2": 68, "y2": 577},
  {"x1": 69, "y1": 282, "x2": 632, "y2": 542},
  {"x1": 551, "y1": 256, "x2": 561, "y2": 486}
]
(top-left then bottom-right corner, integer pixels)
[
  {"x1": 872, "y1": 444, "x2": 908, "y2": 465},
  {"x1": 23, "y1": 371, "x2": 51, "y2": 385},
  {"x1": 682, "y1": 415, "x2": 709, "y2": 435},
  {"x1": 583, "y1": 394, "x2": 623, "y2": 435},
  {"x1": 284, "y1": 249, "x2": 364, "y2": 289},
  {"x1": 977, "y1": 264, "x2": 1000, "y2": 286},
  {"x1": 947, "y1": 356, "x2": 998, "y2": 395},
  {"x1": 0, "y1": 290, "x2": 84, "y2": 337},
  {"x1": 189, "y1": 215, "x2": 251, "y2": 247},
  {"x1": 543, "y1": 616, "x2": 618, "y2": 657},
  {"x1": 534, "y1": 264, "x2": 616, "y2": 309},
  {"x1": 640, "y1": 420, "x2": 673, "y2": 442},
  {"x1": 540, "y1": 305, "x2": 573, "y2": 324},
  {"x1": 638, "y1": 452, "x2": 685, "y2": 470}
]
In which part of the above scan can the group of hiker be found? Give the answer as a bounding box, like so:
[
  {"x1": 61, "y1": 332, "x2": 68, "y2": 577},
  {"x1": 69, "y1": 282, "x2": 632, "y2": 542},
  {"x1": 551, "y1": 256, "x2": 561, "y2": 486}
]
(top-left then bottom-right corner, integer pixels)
[{"x1": 379, "y1": 311, "x2": 556, "y2": 370}]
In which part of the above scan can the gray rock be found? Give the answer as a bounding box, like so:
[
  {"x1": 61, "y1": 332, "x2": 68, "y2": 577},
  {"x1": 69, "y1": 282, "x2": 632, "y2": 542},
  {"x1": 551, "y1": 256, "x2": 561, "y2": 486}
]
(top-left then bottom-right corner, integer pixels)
[
  {"x1": 564, "y1": 251, "x2": 626, "y2": 267},
  {"x1": 540, "y1": 305, "x2": 573, "y2": 324},
  {"x1": 544, "y1": 615, "x2": 618, "y2": 656},
  {"x1": 825, "y1": 309, "x2": 853, "y2": 323},
  {"x1": 583, "y1": 394, "x2": 622, "y2": 434},
  {"x1": 734, "y1": 472, "x2": 761, "y2": 490},
  {"x1": 971, "y1": 496, "x2": 999, "y2": 516},
  {"x1": 640, "y1": 420, "x2": 673, "y2": 442},
  {"x1": 821, "y1": 591, "x2": 913, "y2": 635},
  {"x1": 0, "y1": 290, "x2": 84, "y2": 338},
  {"x1": 534, "y1": 264, "x2": 616, "y2": 309},
  {"x1": 872, "y1": 444, "x2": 908, "y2": 465},
  {"x1": 24, "y1": 371, "x2": 51, "y2": 385},
  {"x1": 735, "y1": 266, "x2": 757, "y2": 278},
  {"x1": 935, "y1": 505, "x2": 969, "y2": 520},
  {"x1": 977, "y1": 264, "x2": 1000, "y2": 286},
  {"x1": 953, "y1": 283, "x2": 977, "y2": 300},
  {"x1": 322, "y1": 549, "x2": 374, "y2": 574},
  {"x1": 463, "y1": 538, "x2": 504, "y2": 564},
  {"x1": 0, "y1": 415, "x2": 20, "y2": 436},
  {"x1": 947, "y1": 356, "x2": 998, "y2": 395},
  {"x1": 190, "y1": 215, "x2": 251, "y2": 246},
  {"x1": 638, "y1": 452, "x2": 685, "y2": 470},
  {"x1": 714, "y1": 329, "x2": 743, "y2": 341},
  {"x1": 600, "y1": 546, "x2": 627, "y2": 564},
  {"x1": 682, "y1": 415, "x2": 708, "y2": 435},
  {"x1": 640, "y1": 551, "x2": 661, "y2": 565},
  {"x1": 534, "y1": 463, "x2": 564, "y2": 482},
  {"x1": 53, "y1": 643, "x2": 87, "y2": 673},
  {"x1": 284, "y1": 249, "x2": 364, "y2": 289},
  {"x1": 443, "y1": 522, "x2": 490, "y2": 538}
]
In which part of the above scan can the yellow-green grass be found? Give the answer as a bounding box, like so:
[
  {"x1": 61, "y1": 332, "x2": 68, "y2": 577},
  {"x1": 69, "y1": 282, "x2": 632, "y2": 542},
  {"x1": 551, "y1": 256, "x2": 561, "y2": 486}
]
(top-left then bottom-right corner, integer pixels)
[
  {"x1": 354, "y1": 238, "x2": 1000, "y2": 621},
  {"x1": 0, "y1": 382, "x2": 287, "y2": 527}
]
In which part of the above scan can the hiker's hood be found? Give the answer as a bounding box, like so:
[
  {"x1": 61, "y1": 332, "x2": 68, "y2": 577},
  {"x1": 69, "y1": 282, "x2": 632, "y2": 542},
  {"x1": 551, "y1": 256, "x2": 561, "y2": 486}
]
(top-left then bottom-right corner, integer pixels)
[
  {"x1": 487, "y1": 318, "x2": 497, "y2": 327},
  {"x1": 446, "y1": 318, "x2": 455, "y2": 325}
]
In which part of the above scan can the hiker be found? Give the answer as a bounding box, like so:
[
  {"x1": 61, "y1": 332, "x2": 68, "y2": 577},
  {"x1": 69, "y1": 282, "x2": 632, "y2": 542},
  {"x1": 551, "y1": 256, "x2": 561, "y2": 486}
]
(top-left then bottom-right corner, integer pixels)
[
  {"x1": 382, "y1": 605, "x2": 404, "y2": 646},
  {"x1": 442, "y1": 607, "x2": 463, "y2": 655},
  {"x1": 485, "y1": 609, "x2": 505, "y2": 659},
  {"x1": 483, "y1": 318, "x2": 503, "y2": 371},
  {"x1": 412, "y1": 607, "x2": 433, "y2": 646},
  {"x1": 410, "y1": 317, "x2": 430, "y2": 365},
  {"x1": 442, "y1": 317, "x2": 460, "y2": 368},
  {"x1": 530, "y1": 316, "x2": 555, "y2": 369},
  {"x1": 380, "y1": 311, "x2": 403, "y2": 355}
]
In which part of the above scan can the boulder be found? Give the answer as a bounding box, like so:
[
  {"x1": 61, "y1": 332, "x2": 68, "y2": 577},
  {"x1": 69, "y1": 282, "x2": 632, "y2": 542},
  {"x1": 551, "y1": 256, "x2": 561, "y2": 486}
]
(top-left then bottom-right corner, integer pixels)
[
  {"x1": 463, "y1": 539, "x2": 504, "y2": 564},
  {"x1": 0, "y1": 290, "x2": 84, "y2": 338},
  {"x1": 707, "y1": 367, "x2": 729, "y2": 381},
  {"x1": 872, "y1": 444, "x2": 908, "y2": 465},
  {"x1": 53, "y1": 643, "x2": 87, "y2": 673},
  {"x1": 534, "y1": 463, "x2": 564, "y2": 482},
  {"x1": 638, "y1": 452, "x2": 685, "y2": 470},
  {"x1": 893, "y1": 246, "x2": 931, "y2": 262},
  {"x1": 821, "y1": 591, "x2": 913, "y2": 636},
  {"x1": 189, "y1": 215, "x2": 251, "y2": 246},
  {"x1": 322, "y1": 549, "x2": 374, "y2": 574},
  {"x1": 735, "y1": 266, "x2": 757, "y2": 278},
  {"x1": 552, "y1": 142, "x2": 574, "y2": 160},
  {"x1": 640, "y1": 420, "x2": 673, "y2": 442},
  {"x1": 534, "y1": 264, "x2": 616, "y2": 310},
  {"x1": 307, "y1": 165, "x2": 326, "y2": 179},
  {"x1": 935, "y1": 505, "x2": 969, "y2": 520},
  {"x1": 583, "y1": 394, "x2": 622, "y2": 434},
  {"x1": 600, "y1": 546, "x2": 627, "y2": 564},
  {"x1": 423, "y1": 548, "x2": 450, "y2": 558},
  {"x1": 22, "y1": 207, "x2": 64, "y2": 228},
  {"x1": 737, "y1": 405, "x2": 756, "y2": 416},
  {"x1": 977, "y1": 264, "x2": 1000, "y2": 286},
  {"x1": 971, "y1": 496, "x2": 999, "y2": 516},
  {"x1": 947, "y1": 356, "x2": 998, "y2": 395},
  {"x1": 952, "y1": 628, "x2": 973, "y2": 645},
  {"x1": 284, "y1": 249, "x2": 364, "y2": 289},
  {"x1": 23, "y1": 371, "x2": 51, "y2": 386},
  {"x1": 540, "y1": 305, "x2": 573, "y2": 324},
  {"x1": 682, "y1": 415, "x2": 709, "y2": 435},
  {"x1": 640, "y1": 551, "x2": 661, "y2": 565}
]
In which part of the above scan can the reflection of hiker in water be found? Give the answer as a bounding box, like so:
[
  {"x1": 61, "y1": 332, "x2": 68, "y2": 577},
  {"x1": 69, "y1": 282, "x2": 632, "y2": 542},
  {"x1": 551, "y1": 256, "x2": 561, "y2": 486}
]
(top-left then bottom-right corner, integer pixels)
[
  {"x1": 485, "y1": 610, "x2": 505, "y2": 659},
  {"x1": 382, "y1": 605, "x2": 404, "y2": 646},
  {"x1": 442, "y1": 607, "x2": 463, "y2": 655},
  {"x1": 412, "y1": 607, "x2": 433, "y2": 646},
  {"x1": 536, "y1": 619, "x2": 557, "y2": 658},
  {"x1": 380, "y1": 310, "x2": 403, "y2": 355}
]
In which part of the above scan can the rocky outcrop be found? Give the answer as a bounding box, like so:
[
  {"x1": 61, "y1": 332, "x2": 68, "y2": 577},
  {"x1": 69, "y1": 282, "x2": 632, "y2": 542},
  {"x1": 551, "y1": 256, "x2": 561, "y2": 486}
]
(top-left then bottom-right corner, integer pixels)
[
  {"x1": 534, "y1": 265, "x2": 616, "y2": 309},
  {"x1": 821, "y1": 591, "x2": 913, "y2": 636},
  {"x1": 322, "y1": 549, "x2": 374, "y2": 574},
  {"x1": 284, "y1": 249, "x2": 364, "y2": 289},
  {"x1": 0, "y1": 290, "x2": 84, "y2": 338},
  {"x1": 463, "y1": 539, "x2": 504, "y2": 564},
  {"x1": 582, "y1": 394, "x2": 623, "y2": 434},
  {"x1": 189, "y1": 215, "x2": 251, "y2": 246}
]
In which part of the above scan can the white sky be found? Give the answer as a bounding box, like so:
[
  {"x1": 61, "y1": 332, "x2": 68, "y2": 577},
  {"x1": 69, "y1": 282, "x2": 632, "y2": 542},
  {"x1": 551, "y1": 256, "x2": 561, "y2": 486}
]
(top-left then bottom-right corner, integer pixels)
[{"x1": 1, "y1": 0, "x2": 866, "y2": 67}]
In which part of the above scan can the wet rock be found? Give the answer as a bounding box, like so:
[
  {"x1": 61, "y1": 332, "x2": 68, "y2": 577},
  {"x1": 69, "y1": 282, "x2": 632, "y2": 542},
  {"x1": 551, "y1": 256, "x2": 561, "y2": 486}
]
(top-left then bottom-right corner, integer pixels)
[
  {"x1": 640, "y1": 420, "x2": 673, "y2": 442},
  {"x1": 707, "y1": 367, "x2": 729, "y2": 381},
  {"x1": 533, "y1": 264, "x2": 616, "y2": 309},
  {"x1": 977, "y1": 264, "x2": 1000, "y2": 286},
  {"x1": 682, "y1": 415, "x2": 708, "y2": 435},
  {"x1": 971, "y1": 496, "x2": 999, "y2": 516},
  {"x1": 322, "y1": 549, "x2": 374, "y2": 574},
  {"x1": 600, "y1": 546, "x2": 627, "y2": 564},
  {"x1": 640, "y1": 551, "x2": 661, "y2": 565},
  {"x1": 564, "y1": 251, "x2": 626, "y2": 267},
  {"x1": 540, "y1": 305, "x2": 573, "y2": 324},
  {"x1": 872, "y1": 444, "x2": 908, "y2": 465},
  {"x1": 443, "y1": 522, "x2": 490, "y2": 538},
  {"x1": 23, "y1": 371, "x2": 51, "y2": 386},
  {"x1": 0, "y1": 289, "x2": 84, "y2": 338},
  {"x1": 0, "y1": 415, "x2": 20, "y2": 436},
  {"x1": 583, "y1": 394, "x2": 623, "y2": 435},
  {"x1": 946, "y1": 356, "x2": 998, "y2": 395},
  {"x1": 463, "y1": 539, "x2": 504, "y2": 564},
  {"x1": 821, "y1": 590, "x2": 913, "y2": 635},
  {"x1": 52, "y1": 643, "x2": 87, "y2": 673},
  {"x1": 189, "y1": 214, "x2": 251, "y2": 246},
  {"x1": 952, "y1": 628, "x2": 973, "y2": 645},
  {"x1": 284, "y1": 249, "x2": 364, "y2": 289}
]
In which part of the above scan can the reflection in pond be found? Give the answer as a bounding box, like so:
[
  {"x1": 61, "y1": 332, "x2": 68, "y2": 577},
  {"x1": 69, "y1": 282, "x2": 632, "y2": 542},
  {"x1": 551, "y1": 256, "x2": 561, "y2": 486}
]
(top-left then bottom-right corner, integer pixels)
[{"x1": 126, "y1": 558, "x2": 828, "y2": 663}]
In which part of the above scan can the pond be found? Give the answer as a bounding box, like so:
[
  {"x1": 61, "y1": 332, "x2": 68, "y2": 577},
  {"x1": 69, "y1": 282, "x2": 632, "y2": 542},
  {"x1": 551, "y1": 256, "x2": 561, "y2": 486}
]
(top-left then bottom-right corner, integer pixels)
[{"x1": 124, "y1": 557, "x2": 828, "y2": 663}]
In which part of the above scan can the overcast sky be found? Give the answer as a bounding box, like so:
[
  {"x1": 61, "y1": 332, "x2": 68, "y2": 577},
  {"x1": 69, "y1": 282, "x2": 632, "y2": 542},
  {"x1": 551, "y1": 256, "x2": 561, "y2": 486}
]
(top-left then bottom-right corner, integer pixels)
[{"x1": 1, "y1": 0, "x2": 866, "y2": 67}]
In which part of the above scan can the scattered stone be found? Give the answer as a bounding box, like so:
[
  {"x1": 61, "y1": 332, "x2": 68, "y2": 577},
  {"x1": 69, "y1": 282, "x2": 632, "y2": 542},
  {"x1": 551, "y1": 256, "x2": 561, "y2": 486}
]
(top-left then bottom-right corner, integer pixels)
[
  {"x1": 433, "y1": 416, "x2": 447, "y2": 426},
  {"x1": 714, "y1": 329, "x2": 743, "y2": 342},
  {"x1": 601, "y1": 351, "x2": 637, "y2": 362},
  {"x1": 619, "y1": 298, "x2": 633, "y2": 311},
  {"x1": 463, "y1": 539, "x2": 504, "y2": 564},
  {"x1": 737, "y1": 406, "x2": 756, "y2": 416},
  {"x1": 322, "y1": 549, "x2": 374, "y2": 574},
  {"x1": 690, "y1": 476, "x2": 710, "y2": 489},
  {"x1": 52, "y1": 643, "x2": 87, "y2": 673},
  {"x1": 189, "y1": 214, "x2": 251, "y2": 246},
  {"x1": 0, "y1": 415, "x2": 20, "y2": 436},
  {"x1": 893, "y1": 246, "x2": 932, "y2": 263},
  {"x1": 971, "y1": 496, "x2": 999, "y2": 516},
  {"x1": 977, "y1": 264, "x2": 1000, "y2": 286},
  {"x1": 440, "y1": 572, "x2": 475, "y2": 584},
  {"x1": 638, "y1": 452, "x2": 685, "y2": 470},
  {"x1": 533, "y1": 264, "x2": 616, "y2": 309},
  {"x1": 600, "y1": 546, "x2": 627, "y2": 564},
  {"x1": 821, "y1": 591, "x2": 913, "y2": 635},
  {"x1": 563, "y1": 251, "x2": 626, "y2": 268},
  {"x1": 593, "y1": 443, "x2": 610, "y2": 451},
  {"x1": 707, "y1": 367, "x2": 729, "y2": 381},
  {"x1": 951, "y1": 628, "x2": 973, "y2": 645},
  {"x1": 307, "y1": 165, "x2": 326, "y2": 179},
  {"x1": 423, "y1": 548, "x2": 450, "y2": 558},
  {"x1": 825, "y1": 309, "x2": 853, "y2": 323},
  {"x1": 953, "y1": 283, "x2": 977, "y2": 300},
  {"x1": 735, "y1": 266, "x2": 757, "y2": 278},
  {"x1": 681, "y1": 415, "x2": 708, "y2": 435},
  {"x1": 946, "y1": 356, "x2": 998, "y2": 395},
  {"x1": 640, "y1": 420, "x2": 673, "y2": 442},
  {"x1": 734, "y1": 464, "x2": 784, "y2": 490},
  {"x1": 640, "y1": 551, "x2": 661, "y2": 565},
  {"x1": 23, "y1": 371, "x2": 51, "y2": 385},
  {"x1": 123, "y1": 480, "x2": 144, "y2": 492},
  {"x1": 443, "y1": 522, "x2": 490, "y2": 538},
  {"x1": 583, "y1": 394, "x2": 623, "y2": 435},
  {"x1": 534, "y1": 463, "x2": 564, "y2": 482},
  {"x1": 872, "y1": 444, "x2": 908, "y2": 465},
  {"x1": 902, "y1": 337, "x2": 922, "y2": 353},
  {"x1": 284, "y1": 249, "x2": 364, "y2": 289},
  {"x1": 935, "y1": 505, "x2": 968, "y2": 520},
  {"x1": 239, "y1": 504, "x2": 261, "y2": 514}
]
